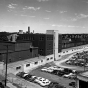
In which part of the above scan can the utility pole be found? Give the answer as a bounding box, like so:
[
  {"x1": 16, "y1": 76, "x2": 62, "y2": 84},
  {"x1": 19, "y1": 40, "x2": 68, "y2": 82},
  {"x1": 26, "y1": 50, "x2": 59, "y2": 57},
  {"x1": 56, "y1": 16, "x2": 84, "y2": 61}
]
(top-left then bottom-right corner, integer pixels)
[
  {"x1": 53, "y1": 32, "x2": 55, "y2": 61},
  {"x1": 4, "y1": 45, "x2": 9, "y2": 87}
]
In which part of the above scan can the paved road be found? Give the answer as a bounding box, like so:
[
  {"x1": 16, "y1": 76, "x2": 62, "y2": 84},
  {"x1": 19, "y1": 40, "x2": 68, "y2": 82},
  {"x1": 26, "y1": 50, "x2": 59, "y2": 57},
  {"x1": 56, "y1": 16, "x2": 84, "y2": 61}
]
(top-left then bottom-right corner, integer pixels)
[{"x1": 54, "y1": 53, "x2": 76, "y2": 69}]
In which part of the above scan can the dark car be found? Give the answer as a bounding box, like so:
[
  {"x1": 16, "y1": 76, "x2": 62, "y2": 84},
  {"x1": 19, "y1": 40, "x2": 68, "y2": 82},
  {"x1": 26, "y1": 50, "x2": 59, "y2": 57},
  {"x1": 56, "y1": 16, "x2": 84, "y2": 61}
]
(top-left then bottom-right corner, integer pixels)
[
  {"x1": 51, "y1": 70, "x2": 59, "y2": 75},
  {"x1": 23, "y1": 74, "x2": 36, "y2": 82},
  {"x1": 57, "y1": 71, "x2": 66, "y2": 76},
  {"x1": 64, "y1": 68, "x2": 73, "y2": 73},
  {"x1": 69, "y1": 82, "x2": 76, "y2": 87},
  {"x1": 16, "y1": 72, "x2": 27, "y2": 78},
  {"x1": 48, "y1": 82, "x2": 66, "y2": 88},
  {"x1": 51, "y1": 70, "x2": 65, "y2": 76}
]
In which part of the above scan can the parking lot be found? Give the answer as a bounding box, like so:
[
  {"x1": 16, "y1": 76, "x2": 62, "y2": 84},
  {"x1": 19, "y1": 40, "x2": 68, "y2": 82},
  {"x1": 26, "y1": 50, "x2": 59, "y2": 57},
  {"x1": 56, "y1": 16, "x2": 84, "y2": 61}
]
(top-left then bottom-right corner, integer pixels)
[
  {"x1": 9, "y1": 51, "x2": 88, "y2": 88},
  {"x1": 28, "y1": 52, "x2": 88, "y2": 88},
  {"x1": 29, "y1": 62, "x2": 76, "y2": 88},
  {"x1": 62, "y1": 50, "x2": 88, "y2": 71}
]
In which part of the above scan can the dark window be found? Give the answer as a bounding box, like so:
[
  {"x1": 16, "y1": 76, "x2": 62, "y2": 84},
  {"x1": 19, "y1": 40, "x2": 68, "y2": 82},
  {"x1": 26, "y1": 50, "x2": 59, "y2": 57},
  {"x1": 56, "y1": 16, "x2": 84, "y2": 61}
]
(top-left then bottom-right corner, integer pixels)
[
  {"x1": 58, "y1": 55, "x2": 61, "y2": 57},
  {"x1": 47, "y1": 58, "x2": 49, "y2": 60},
  {"x1": 16, "y1": 66, "x2": 21, "y2": 70},
  {"x1": 9, "y1": 59, "x2": 12, "y2": 62},
  {"x1": 30, "y1": 48, "x2": 32, "y2": 52},
  {"x1": 41, "y1": 60, "x2": 43, "y2": 62},
  {"x1": 50, "y1": 57, "x2": 53, "y2": 59},
  {"x1": 35, "y1": 62, "x2": 38, "y2": 64},
  {"x1": 26, "y1": 64, "x2": 30, "y2": 67}
]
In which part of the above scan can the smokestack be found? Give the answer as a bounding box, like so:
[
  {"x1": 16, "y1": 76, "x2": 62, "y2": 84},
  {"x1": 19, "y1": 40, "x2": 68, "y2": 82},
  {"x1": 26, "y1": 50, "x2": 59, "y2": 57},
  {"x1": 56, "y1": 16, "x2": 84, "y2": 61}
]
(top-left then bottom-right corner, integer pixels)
[
  {"x1": 33, "y1": 30, "x2": 34, "y2": 34},
  {"x1": 28, "y1": 26, "x2": 30, "y2": 33}
]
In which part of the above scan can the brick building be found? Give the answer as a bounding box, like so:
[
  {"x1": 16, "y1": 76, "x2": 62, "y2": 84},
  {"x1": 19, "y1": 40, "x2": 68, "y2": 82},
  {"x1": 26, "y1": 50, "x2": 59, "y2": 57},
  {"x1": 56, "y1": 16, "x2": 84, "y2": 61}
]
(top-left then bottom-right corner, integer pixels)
[{"x1": 0, "y1": 41, "x2": 38, "y2": 63}]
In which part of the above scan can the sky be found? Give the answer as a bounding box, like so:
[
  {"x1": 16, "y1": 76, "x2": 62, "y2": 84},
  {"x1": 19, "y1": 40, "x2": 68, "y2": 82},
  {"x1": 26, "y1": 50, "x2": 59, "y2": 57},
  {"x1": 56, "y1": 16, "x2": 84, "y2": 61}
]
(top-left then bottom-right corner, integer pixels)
[{"x1": 0, "y1": 0, "x2": 88, "y2": 33}]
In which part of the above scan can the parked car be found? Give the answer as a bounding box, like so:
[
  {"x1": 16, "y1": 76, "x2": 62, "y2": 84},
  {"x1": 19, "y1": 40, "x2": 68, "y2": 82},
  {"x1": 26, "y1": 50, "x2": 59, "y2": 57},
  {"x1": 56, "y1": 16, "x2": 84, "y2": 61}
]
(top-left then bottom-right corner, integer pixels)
[
  {"x1": 48, "y1": 81, "x2": 66, "y2": 88},
  {"x1": 41, "y1": 67, "x2": 54, "y2": 73},
  {"x1": 41, "y1": 67, "x2": 48, "y2": 72},
  {"x1": 51, "y1": 70, "x2": 65, "y2": 76},
  {"x1": 64, "y1": 68, "x2": 73, "y2": 74},
  {"x1": 69, "y1": 82, "x2": 76, "y2": 87},
  {"x1": 65, "y1": 60, "x2": 72, "y2": 65},
  {"x1": 63, "y1": 73, "x2": 74, "y2": 78},
  {"x1": 16, "y1": 72, "x2": 28, "y2": 78},
  {"x1": 48, "y1": 66, "x2": 60, "y2": 70},
  {"x1": 34, "y1": 77, "x2": 51, "y2": 87},
  {"x1": 68, "y1": 74, "x2": 76, "y2": 79},
  {"x1": 48, "y1": 82, "x2": 59, "y2": 88},
  {"x1": 46, "y1": 68, "x2": 54, "y2": 73},
  {"x1": 23, "y1": 74, "x2": 37, "y2": 82}
]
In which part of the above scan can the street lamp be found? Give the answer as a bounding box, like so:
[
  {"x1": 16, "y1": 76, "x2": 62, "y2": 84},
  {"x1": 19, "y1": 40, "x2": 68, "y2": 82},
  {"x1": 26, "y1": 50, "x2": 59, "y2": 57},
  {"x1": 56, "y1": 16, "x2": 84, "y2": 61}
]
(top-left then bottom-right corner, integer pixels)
[{"x1": 4, "y1": 45, "x2": 9, "y2": 87}]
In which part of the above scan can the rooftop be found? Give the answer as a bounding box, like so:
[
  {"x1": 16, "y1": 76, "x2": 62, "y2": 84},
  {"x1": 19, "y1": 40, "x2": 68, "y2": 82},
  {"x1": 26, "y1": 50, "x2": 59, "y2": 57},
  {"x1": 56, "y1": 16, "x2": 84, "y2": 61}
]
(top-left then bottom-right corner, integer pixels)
[
  {"x1": 77, "y1": 71, "x2": 88, "y2": 82},
  {"x1": 8, "y1": 56, "x2": 46, "y2": 68}
]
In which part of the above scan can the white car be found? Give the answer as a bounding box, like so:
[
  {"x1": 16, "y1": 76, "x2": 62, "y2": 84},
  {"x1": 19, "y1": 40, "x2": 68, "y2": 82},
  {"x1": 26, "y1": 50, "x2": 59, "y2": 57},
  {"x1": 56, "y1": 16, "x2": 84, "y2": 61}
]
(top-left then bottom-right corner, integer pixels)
[
  {"x1": 49, "y1": 66, "x2": 64, "y2": 71},
  {"x1": 34, "y1": 77, "x2": 51, "y2": 87},
  {"x1": 63, "y1": 73, "x2": 74, "y2": 78},
  {"x1": 41, "y1": 67, "x2": 48, "y2": 72},
  {"x1": 46, "y1": 68, "x2": 54, "y2": 72},
  {"x1": 41, "y1": 67, "x2": 53, "y2": 72},
  {"x1": 48, "y1": 66, "x2": 60, "y2": 70}
]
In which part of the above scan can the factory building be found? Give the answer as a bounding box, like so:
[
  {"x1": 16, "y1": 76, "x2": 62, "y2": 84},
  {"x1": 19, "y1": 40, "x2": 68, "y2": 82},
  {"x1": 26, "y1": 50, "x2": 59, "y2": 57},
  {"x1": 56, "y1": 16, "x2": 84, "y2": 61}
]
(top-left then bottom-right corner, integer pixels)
[{"x1": 0, "y1": 41, "x2": 38, "y2": 63}]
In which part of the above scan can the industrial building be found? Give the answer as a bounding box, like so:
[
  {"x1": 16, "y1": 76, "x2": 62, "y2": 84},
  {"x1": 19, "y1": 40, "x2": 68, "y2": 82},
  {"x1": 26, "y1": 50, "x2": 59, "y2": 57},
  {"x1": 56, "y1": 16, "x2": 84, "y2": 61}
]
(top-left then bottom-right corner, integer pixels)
[
  {"x1": 0, "y1": 28, "x2": 88, "y2": 74},
  {"x1": 0, "y1": 41, "x2": 38, "y2": 63}
]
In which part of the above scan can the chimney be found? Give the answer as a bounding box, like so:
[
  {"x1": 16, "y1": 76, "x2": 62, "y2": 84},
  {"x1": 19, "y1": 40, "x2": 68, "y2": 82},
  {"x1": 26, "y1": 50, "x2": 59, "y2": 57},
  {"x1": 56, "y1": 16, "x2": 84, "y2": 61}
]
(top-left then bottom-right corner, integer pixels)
[
  {"x1": 28, "y1": 26, "x2": 30, "y2": 33},
  {"x1": 33, "y1": 30, "x2": 34, "y2": 34}
]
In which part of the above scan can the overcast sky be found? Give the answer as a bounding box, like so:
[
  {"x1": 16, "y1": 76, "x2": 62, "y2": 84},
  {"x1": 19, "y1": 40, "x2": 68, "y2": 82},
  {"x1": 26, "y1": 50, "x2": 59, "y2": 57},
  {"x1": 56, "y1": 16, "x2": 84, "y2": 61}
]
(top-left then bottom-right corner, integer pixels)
[{"x1": 0, "y1": 0, "x2": 88, "y2": 33}]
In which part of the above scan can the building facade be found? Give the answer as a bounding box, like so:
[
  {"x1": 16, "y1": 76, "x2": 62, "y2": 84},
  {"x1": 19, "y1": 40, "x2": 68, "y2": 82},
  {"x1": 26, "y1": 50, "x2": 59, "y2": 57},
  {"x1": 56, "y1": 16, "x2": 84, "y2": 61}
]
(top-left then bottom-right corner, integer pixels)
[{"x1": 0, "y1": 41, "x2": 38, "y2": 63}]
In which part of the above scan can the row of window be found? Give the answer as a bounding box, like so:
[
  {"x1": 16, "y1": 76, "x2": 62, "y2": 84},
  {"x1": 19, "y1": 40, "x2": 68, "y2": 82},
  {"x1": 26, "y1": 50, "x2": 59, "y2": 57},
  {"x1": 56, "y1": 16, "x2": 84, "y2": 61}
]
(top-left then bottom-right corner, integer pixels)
[{"x1": 16, "y1": 57, "x2": 53, "y2": 70}]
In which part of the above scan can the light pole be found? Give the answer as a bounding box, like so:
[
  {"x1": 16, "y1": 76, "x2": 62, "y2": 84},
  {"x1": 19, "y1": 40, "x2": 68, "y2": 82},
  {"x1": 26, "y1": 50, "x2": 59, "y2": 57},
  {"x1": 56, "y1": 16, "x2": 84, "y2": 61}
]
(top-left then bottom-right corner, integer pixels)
[{"x1": 4, "y1": 45, "x2": 9, "y2": 87}]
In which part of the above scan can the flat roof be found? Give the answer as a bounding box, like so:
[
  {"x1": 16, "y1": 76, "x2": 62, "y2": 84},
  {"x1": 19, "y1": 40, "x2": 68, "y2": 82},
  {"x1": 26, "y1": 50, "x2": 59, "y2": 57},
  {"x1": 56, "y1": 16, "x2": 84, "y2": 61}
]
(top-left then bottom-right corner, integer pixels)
[
  {"x1": 8, "y1": 56, "x2": 46, "y2": 68},
  {"x1": 77, "y1": 71, "x2": 88, "y2": 81}
]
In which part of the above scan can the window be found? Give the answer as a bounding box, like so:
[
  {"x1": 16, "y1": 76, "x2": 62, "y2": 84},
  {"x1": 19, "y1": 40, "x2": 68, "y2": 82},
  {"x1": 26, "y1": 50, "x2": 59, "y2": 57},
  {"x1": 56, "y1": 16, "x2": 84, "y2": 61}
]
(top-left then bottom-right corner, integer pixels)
[
  {"x1": 9, "y1": 59, "x2": 12, "y2": 62},
  {"x1": 30, "y1": 48, "x2": 32, "y2": 52},
  {"x1": 16, "y1": 66, "x2": 21, "y2": 70},
  {"x1": 26, "y1": 64, "x2": 30, "y2": 67},
  {"x1": 40, "y1": 37, "x2": 44, "y2": 41},
  {"x1": 50, "y1": 57, "x2": 53, "y2": 59},
  {"x1": 58, "y1": 55, "x2": 61, "y2": 57},
  {"x1": 63, "y1": 52, "x2": 65, "y2": 53},
  {"x1": 35, "y1": 62, "x2": 38, "y2": 64},
  {"x1": 41, "y1": 60, "x2": 43, "y2": 62},
  {"x1": 47, "y1": 58, "x2": 49, "y2": 60}
]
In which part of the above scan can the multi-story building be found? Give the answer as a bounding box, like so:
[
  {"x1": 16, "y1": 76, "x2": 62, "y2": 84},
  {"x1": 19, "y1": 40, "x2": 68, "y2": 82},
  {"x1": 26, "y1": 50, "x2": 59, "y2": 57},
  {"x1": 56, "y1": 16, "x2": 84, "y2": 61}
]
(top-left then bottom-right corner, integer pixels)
[
  {"x1": 17, "y1": 33, "x2": 54, "y2": 56},
  {"x1": 0, "y1": 30, "x2": 88, "y2": 63},
  {"x1": 0, "y1": 41, "x2": 38, "y2": 63}
]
